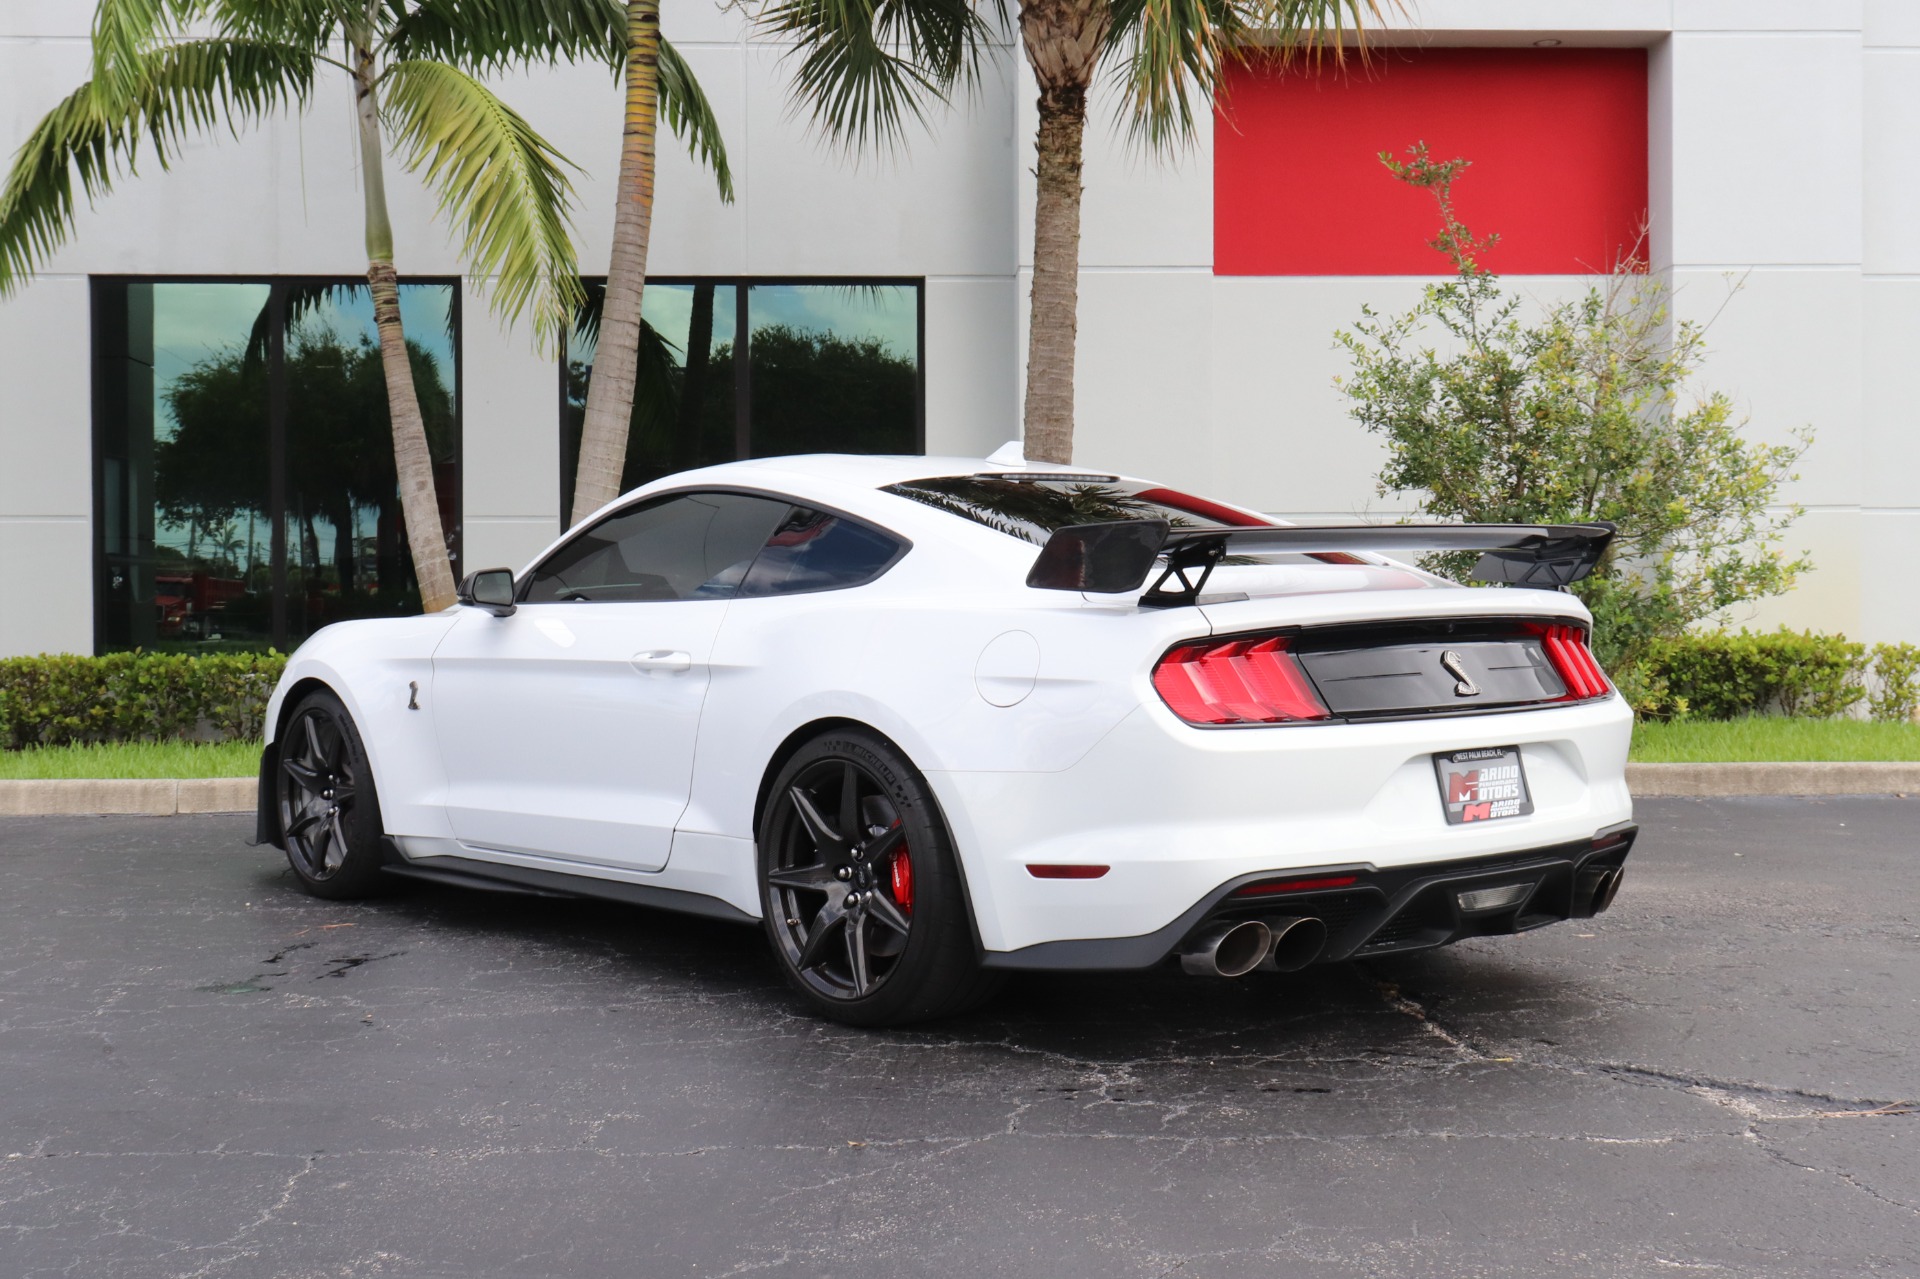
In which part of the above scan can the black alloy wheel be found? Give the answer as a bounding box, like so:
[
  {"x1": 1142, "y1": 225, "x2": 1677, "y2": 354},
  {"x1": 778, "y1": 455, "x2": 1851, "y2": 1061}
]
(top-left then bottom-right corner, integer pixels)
[
  {"x1": 758, "y1": 730, "x2": 999, "y2": 1025},
  {"x1": 276, "y1": 690, "x2": 388, "y2": 899}
]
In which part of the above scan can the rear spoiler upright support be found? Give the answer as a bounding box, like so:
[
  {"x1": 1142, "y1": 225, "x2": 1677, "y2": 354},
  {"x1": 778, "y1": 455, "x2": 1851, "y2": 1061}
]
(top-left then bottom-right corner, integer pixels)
[{"x1": 1024, "y1": 520, "x2": 1616, "y2": 607}]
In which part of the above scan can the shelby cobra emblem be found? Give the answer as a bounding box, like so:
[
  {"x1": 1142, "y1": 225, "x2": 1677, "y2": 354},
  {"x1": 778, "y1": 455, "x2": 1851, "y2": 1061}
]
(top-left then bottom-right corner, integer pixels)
[{"x1": 1440, "y1": 649, "x2": 1481, "y2": 697}]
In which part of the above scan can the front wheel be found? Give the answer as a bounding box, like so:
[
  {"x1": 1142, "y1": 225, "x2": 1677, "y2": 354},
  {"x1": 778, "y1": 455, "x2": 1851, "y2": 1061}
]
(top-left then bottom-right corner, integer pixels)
[
  {"x1": 275, "y1": 690, "x2": 389, "y2": 900},
  {"x1": 758, "y1": 730, "x2": 999, "y2": 1026}
]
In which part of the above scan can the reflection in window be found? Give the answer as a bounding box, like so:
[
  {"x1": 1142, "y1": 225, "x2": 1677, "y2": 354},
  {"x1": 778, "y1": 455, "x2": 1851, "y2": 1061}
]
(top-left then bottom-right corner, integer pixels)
[
  {"x1": 93, "y1": 280, "x2": 460, "y2": 653},
  {"x1": 560, "y1": 280, "x2": 921, "y2": 526}
]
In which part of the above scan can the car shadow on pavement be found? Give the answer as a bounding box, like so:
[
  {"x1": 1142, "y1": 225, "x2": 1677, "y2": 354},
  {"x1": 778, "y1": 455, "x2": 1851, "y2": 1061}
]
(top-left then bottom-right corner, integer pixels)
[{"x1": 248, "y1": 859, "x2": 1582, "y2": 1065}]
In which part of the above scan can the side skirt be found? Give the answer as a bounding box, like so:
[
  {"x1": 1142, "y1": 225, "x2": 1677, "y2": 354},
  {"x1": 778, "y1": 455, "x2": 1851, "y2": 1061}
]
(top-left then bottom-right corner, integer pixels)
[{"x1": 379, "y1": 843, "x2": 760, "y2": 926}]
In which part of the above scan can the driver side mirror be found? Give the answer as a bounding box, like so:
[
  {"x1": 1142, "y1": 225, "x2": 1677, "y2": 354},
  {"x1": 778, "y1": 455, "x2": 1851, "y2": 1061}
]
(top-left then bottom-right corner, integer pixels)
[{"x1": 457, "y1": 568, "x2": 517, "y2": 617}]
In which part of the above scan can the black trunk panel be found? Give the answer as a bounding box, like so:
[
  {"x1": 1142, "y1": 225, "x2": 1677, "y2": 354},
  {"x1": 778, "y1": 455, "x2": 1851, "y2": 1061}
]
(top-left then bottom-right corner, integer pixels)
[{"x1": 1292, "y1": 623, "x2": 1567, "y2": 717}]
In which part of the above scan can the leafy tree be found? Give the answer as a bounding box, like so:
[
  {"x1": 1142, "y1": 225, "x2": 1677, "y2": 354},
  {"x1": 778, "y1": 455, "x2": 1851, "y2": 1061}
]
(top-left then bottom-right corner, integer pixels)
[
  {"x1": 1335, "y1": 145, "x2": 1812, "y2": 701},
  {"x1": 752, "y1": 0, "x2": 1391, "y2": 463},
  {"x1": 0, "y1": 0, "x2": 610, "y2": 611}
]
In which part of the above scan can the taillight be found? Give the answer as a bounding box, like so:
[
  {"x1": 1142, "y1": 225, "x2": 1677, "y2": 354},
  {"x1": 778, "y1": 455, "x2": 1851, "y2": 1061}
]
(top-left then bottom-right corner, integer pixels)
[
  {"x1": 1534, "y1": 623, "x2": 1611, "y2": 700},
  {"x1": 1152, "y1": 636, "x2": 1331, "y2": 725}
]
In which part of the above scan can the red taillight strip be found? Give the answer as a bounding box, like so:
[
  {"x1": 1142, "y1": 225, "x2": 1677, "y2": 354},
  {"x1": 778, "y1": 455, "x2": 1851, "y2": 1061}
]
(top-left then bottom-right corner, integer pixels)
[
  {"x1": 1027, "y1": 864, "x2": 1110, "y2": 879},
  {"x1": 1233, "y1": 875, "x2": 1359, "y2": 898},
  {"x1": 1151, "y1": 636, "x2": 1331, "y2": 726},
  {"x1": 1532, "y1": 622, "x2": 1610, "y2": 701}
]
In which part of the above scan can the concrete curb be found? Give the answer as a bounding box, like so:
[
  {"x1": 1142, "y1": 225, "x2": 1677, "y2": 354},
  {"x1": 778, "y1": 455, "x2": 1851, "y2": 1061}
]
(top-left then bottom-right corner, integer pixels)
[
  {"x1": 0, "y1": 777, "x2": 255, "y2": 817},
  {"x1": 0, "y1": 764, "x2": 1915, "y2": 816},
  {"x1": 1626, "y1": 761, "x2": 1920, "y2": 797}
]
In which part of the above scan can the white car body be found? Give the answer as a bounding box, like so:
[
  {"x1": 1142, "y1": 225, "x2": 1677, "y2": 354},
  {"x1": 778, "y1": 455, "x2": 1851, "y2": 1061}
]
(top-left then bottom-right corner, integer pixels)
[{"x1": 258, "y1": 453, "x2": 1635, "y2": 971}]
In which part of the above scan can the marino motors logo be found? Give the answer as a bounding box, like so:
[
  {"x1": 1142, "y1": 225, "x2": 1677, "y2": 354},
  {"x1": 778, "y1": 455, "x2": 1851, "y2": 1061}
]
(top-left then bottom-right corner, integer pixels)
[{"x1": 1435, "y1": 747, "x2": 1534, "y2": 825}]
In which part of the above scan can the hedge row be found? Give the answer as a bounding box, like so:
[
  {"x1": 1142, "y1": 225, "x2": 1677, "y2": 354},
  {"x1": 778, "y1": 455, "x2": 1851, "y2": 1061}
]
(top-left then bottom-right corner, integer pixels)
[
  {"x1": 0, "y1": 651, "x2": 286, "y2": 750},
  {"x1": 1641, "y1": 630, "x2": 1920, "y2": 723}
]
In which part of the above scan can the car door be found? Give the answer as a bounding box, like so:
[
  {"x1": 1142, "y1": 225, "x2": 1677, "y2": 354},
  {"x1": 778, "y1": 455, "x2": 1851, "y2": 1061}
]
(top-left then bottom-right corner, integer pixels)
[{"x1": 431, "y1": 490, "x2": 792, "y2": 871}]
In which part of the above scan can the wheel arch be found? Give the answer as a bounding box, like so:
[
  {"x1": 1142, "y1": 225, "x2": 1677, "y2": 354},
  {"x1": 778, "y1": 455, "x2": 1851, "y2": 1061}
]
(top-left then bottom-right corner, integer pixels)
[{"x1": 751, "y1": 717, "x2": 988, "y2": 959}]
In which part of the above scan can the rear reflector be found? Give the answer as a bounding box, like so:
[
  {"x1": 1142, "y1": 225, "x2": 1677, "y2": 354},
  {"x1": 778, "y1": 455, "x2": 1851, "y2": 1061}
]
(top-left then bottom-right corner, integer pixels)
[
  {"x1": 1233, "y1": 875, "x2": 1358, "y2": 897},
  {"x1": 1026, "y1": 864, "x2": 1110, "y2": 879},
  {"x1": 1152, "y1": 636, "x2": 1331, "y2": 725}
]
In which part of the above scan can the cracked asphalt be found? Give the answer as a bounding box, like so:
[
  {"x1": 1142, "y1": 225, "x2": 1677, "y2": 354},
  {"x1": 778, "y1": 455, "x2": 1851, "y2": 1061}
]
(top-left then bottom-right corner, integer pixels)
[{"x1": 1, "y1": 798, "x2": 1915, "y2": 1279}]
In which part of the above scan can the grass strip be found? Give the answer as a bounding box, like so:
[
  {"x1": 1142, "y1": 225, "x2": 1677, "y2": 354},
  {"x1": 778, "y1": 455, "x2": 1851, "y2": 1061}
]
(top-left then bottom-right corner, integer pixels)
[
  {"x1": 0, "y1": 740, "x2": 260, "y2": 780},
  {"x1": 1631, "y1": 718, "x2": 1920, "y2": 763}
]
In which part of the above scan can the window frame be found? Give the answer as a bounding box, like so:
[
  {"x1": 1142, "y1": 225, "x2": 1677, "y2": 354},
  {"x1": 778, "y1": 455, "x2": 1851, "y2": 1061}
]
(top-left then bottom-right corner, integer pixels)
[
  {"x1": 88, "y1": 273, "x2": 464, "y2": 654},
  {"x1": 516, "y1": 484, "x2": 912, "y2": 605},
  {"x1": 556, "y1": 276, "x2": 927, "y2": 529}
]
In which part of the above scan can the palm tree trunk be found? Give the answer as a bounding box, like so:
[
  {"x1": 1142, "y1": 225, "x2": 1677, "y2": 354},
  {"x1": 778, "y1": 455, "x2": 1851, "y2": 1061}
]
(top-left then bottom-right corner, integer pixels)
[
  {"x1": 1019, "y1": 0, "x2": 1108, "y2": 465},
  {"x1": 354, "y1": 46, "x2": 458, "y2": 613},
  {"x1": 572, "y1": 0, "x2": 662, "y2": 526}
]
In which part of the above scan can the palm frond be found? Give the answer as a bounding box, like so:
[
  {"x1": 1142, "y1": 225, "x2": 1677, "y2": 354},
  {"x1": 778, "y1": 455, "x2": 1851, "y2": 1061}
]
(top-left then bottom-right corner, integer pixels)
[
  {"x1": 215, "y1": 0, "x2": 349, "y2": 51},
  {"x1": 754, "y1": 0, "x2": 993, "y2": 151},
  {"x1": 657, "y1": 38, "x2": 735, "y2": 202},
  {"x1": 380, "y1": 58, "x2": 586, "y2": 350},
  {"x1": 90, "y1": 0, "x2": 203, "y2": 102},
  {"x1": 0, "y1": 37, "x2": 317, "y2": 295},
  {"x1": 384, "y1": 0, "x2": 626, "y2": 72},
  {"x1": 1107, "y1": 0, "x2": 1394, "y2": 152}
]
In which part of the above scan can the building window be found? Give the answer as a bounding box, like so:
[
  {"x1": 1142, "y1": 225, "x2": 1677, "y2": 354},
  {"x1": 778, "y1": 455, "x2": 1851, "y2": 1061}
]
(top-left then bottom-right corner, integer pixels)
[
  {"x1": 1215, "y1": 48, "x2": 1648, "y2": 276},
  {"x1": 559, "y1": 279, "x2": 923, "y2": 526},
  {"x1": 91, "y1": 278, "x2": 461, "y2": 653}
]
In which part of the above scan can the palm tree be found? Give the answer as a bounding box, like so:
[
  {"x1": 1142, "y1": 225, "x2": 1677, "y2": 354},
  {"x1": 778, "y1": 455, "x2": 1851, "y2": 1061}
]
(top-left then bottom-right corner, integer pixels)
[
  {"x1": 0, "y1": 0, "x2": 620, "y2": 611},
  {"x1": 569, "y1": 2, "x2": 736, "y2": 526},
  {"x1": 755, "y1": 0, "x2": 1392, "y2": 463}
]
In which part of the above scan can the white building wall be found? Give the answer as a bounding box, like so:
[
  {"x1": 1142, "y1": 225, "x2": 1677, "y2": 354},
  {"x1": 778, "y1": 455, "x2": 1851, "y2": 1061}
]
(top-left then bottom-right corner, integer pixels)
[{"x1": 1, "y1": 0, "x2": 1915, "y2": 654}]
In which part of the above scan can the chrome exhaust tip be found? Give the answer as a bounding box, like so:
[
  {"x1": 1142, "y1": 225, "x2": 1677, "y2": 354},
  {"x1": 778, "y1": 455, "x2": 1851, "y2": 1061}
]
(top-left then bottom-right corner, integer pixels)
[
  {"x1": 1588, "y1": 866, "x2": 1624, "y2": 915},
  {"x1": 1254, "y1": 916, "x2": 1328, "y2": 973},
  {"x1": 1179, "y1": 919, "x2": 1272, "y2": 977}
]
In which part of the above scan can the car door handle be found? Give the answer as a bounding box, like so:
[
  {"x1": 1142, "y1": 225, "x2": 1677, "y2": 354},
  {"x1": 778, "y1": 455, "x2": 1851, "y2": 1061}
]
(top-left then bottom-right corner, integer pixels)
[{"x1": 631, "y1": 650, "x2": 693, "y2": 675}]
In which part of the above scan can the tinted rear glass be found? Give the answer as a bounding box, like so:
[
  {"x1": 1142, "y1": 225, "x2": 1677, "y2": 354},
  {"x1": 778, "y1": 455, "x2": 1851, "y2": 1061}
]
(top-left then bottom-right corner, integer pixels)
[
  {"x1": 881, "y1": 476, "x2": 1262, "y2": 547},
  {"x1": 740, "y1": 507, "x2": 905, "y2": 597}
]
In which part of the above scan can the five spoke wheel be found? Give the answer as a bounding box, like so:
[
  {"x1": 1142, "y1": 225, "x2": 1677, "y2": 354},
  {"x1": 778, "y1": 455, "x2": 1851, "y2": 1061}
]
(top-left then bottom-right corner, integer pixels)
[{"x1": 766, "y1": 759, "x2": 915, "y2": 1000}]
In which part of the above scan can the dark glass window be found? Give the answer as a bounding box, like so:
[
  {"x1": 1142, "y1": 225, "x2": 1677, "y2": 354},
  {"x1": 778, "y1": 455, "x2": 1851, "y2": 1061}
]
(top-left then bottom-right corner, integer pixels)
[
  {"x1": 92, "y1": 279, "x2": 460, "y2": 653},
  {"x1": 739, "y1": 507, "x2": 906, "y2": 598},
  {"x1": 881, "y1": 476, "x2": 1247, "y2": 546},
  {"x1": 560, "y1": 280, "x2": 922, "y2": 526},
  {"x1": 521, "y1": 491, "x2": 789, "y2": 603}
]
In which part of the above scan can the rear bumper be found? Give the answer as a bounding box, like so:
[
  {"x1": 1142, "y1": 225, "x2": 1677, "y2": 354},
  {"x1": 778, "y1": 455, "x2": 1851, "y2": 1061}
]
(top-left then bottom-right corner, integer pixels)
[
  {"x1": 982, "y1": 821, "x2": 1635, "y2": 970},
  {"x1": 931, "y1": 693, "x2": 1635, "y2": 955}
]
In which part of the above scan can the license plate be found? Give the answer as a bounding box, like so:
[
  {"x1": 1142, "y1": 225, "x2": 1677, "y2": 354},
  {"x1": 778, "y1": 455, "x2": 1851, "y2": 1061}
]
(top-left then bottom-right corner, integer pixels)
[{"x1": 1434, "y1": 747, "x2": 1533, "y2": 825}]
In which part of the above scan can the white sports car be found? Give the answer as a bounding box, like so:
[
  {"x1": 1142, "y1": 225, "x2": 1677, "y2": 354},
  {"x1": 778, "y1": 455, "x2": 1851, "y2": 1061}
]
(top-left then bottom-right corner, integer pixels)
[{"x1": 256, "y1": 451, "x2": 1636, "y2": 1024}]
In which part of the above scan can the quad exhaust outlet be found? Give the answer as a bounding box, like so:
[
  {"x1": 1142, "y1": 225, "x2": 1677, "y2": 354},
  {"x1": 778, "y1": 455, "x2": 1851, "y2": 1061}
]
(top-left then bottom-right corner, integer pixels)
[
  {"x1": 1180, "y1": 915, "x2": 1329, "y2": 977},
  {"x1": 1254, "y1": 916, "x2": 1328, "y2": 973},
  {"x1": 1179, "y1": 919, "x2": 1272, "y2": 977}
]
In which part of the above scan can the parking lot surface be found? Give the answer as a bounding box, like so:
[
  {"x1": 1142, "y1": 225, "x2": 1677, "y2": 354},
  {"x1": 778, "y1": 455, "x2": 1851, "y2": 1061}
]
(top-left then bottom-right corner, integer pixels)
[{"x1": 1, "y1": 798, "x2": 1915, "y2": 1278}]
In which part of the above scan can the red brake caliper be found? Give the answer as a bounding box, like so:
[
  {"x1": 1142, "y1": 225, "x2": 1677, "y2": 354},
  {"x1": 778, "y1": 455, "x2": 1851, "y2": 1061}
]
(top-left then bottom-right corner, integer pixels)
[{"x1": 888, "y1": 824, "x2": 913, "y2": 915}]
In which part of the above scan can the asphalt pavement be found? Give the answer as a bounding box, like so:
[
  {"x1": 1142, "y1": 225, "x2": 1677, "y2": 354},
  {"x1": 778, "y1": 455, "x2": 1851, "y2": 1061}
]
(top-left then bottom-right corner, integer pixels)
[{"x1": 1, "y1": 798, "x2": 1915, "y2": 1278}]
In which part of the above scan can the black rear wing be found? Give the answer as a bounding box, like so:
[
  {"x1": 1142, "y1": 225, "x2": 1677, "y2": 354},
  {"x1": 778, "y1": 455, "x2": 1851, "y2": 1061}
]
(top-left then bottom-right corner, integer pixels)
[{"x1": 1025, "y1": 520, "x2": 1616, "y2": 607}]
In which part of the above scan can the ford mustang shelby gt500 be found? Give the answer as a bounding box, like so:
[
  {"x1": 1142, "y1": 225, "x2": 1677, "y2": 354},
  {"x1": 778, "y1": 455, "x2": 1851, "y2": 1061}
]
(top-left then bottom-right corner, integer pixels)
[{"x1": 256, "y1": 452, "x2": 1635, "y2": 1024}]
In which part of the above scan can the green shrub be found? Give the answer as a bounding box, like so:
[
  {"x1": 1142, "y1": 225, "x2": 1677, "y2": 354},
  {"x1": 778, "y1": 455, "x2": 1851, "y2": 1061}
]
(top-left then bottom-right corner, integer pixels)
[
  {"x1": 0, "y1": 651, "x2": 284, "y2": 749},
  {"x1": 1636, "y1": 629, "x2": 1920, "y2": 722},
  {"x1": 1870, "y1": 643, "x2": 1920, "y2": 723}
]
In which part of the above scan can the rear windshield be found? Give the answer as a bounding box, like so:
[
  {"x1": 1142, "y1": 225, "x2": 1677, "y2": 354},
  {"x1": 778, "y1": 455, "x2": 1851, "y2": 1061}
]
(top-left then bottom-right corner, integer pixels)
[{"x1": 881, "y1": 475, "x2": 1265, "y2": 547}]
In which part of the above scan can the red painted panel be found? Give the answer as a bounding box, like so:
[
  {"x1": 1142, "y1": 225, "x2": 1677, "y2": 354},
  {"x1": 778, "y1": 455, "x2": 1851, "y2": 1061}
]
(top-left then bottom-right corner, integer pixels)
[{"x1": 1214, "y1": 48, "x2": 1648, "y2": 276}]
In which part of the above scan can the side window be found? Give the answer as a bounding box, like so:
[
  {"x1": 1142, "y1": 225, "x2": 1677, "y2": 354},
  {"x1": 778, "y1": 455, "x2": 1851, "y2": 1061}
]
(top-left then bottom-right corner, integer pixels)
[
  {"x1": 521, "y1": 492, "x2": 790, "y2": 603},
  {"x1": 740, "y1": 506, "x2": 906, "y2": 598}
]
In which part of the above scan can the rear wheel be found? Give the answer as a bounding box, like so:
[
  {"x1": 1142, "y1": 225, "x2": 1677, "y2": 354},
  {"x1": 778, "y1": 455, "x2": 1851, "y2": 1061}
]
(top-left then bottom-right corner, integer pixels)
[
  {"x1": 758, "y1": 729, "x2": 999, "y2": 1026},
  {"x1": 276, "y1": 690, "x2": 389, "y2": 900}
]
